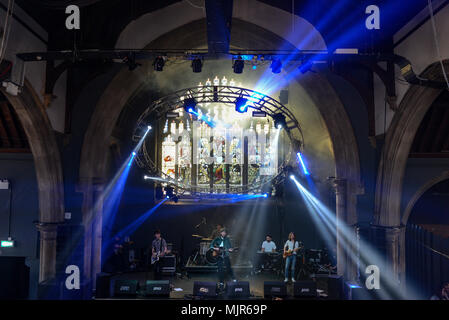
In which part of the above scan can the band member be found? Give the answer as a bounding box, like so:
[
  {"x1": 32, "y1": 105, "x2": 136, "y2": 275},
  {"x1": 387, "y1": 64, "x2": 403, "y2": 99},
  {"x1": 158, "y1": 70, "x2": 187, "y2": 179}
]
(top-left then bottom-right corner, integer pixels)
[
  {"x1": 261, "y1": 234, "x2": 277, "y2": 253},
  {"x1": 283, "y1": 232, "x2": 300, "y2": 283},
  {"x1": 151, "y1": 230, "x2": 167, "y2": 279},
  {"x1": 210, "y1": 228, "x2": 236, "y2": 285},
  {"x1": 209, "y1": 223, "x2": 224, "y2": 240}
]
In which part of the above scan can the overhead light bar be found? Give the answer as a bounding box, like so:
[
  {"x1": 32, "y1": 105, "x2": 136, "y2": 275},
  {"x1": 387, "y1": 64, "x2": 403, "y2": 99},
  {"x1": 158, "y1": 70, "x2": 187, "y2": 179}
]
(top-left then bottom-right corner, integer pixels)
[
  {"x1": 252, "y1": 111, "x2": 266, "y2": 118},
  {"x1": 166, "y1": 112, "x2": 179, "y2": 118}
]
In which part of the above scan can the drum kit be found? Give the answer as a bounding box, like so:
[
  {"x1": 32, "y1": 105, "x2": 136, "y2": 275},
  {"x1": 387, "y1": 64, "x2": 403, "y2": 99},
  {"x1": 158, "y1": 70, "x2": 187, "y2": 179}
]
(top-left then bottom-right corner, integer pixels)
[
  {"x1": 191, "y1": 234, "x2": 237, "y2": 266},
  {"x1": 191, "y1": 234, "x2": 217, "y2": 265}
]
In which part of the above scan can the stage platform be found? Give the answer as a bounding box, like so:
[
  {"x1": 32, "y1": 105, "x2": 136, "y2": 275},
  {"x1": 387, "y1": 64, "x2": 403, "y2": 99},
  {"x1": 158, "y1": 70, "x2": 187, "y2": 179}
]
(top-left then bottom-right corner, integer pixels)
[{"x1": 95, "y1": 271, "x2": 332, "y2": 300}]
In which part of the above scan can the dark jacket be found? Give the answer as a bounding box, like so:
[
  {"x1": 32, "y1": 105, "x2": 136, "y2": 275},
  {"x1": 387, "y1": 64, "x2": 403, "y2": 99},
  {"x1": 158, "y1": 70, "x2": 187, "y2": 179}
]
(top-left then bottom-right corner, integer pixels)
[{"x1": 210, "y1": 236, "x2": 232, "y2": 253}]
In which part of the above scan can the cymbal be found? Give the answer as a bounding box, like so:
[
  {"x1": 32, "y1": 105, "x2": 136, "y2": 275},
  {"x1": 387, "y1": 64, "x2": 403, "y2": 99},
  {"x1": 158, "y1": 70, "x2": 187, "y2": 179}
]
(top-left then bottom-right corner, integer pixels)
[
  {"x1": 191, "y1": 234, "x2": 204, "y2": 238},
  {"x1": 201, "y1": 238, "x2": 213, "y2": 241}
]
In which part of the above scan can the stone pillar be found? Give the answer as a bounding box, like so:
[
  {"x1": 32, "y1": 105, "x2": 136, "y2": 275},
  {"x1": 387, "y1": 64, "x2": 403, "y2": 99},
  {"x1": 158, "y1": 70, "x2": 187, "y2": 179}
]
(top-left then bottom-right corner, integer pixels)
[
  {"x1": 35, "y1": 223, "x2": 59, "y2": 283},
  {"x1": 80, "y1": 180, "x2": 104, "y2": 292},
  {"x1": 370, "y1": 224, "x2": 404, "y2": 295},
  {"x1": 332, "y1": 178, "x2": 358, "y2": 282}
]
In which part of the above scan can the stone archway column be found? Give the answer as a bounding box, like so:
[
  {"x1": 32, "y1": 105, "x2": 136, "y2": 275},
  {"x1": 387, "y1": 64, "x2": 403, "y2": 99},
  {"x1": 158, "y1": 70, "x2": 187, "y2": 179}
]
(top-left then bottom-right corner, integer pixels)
[
  {"x1": 333, "y1": 179, "x2": 358, "y2": 282},
  {"x1": 2, "y1": 81, "x2": 65, "y2": 283},
  {"x1": 79, "y1": 179, "x2": 104, "y2": 290},
  {"x1": 369, "y1": 224, "x2": 404, "y2": 293},
  {"x1": 35, "y1": 223, "x2": 59, "y2": 282}
]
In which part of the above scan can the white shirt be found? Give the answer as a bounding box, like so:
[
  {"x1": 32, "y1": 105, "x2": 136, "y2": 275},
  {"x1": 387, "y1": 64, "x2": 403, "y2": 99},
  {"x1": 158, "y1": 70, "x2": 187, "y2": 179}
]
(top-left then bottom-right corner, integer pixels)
[
  {"x1": 284, "y1": 240, "x2": 299, "y2": 254},
  {"x1": 261, "y1": 241, "x2": 276, "y2": 252}
]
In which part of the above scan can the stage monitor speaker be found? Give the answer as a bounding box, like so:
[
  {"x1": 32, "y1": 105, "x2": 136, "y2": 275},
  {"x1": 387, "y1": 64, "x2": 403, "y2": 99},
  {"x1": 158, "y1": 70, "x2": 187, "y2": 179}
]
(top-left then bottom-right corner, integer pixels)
[
  {"x1": 112, "y1": 279, "x2": 138, "y2": 297},
  {"x1": 327, "y1": 275, "x2": 343, "y2": 299},
  {"x1": 226, "y1": 281, "x2": 250, "y2": 298},
  {"x1": 294, "y1": 280, "x2": 317, "y2": 298},
  {"x1": 193, "y1": 281, "x2": 217, "y2": 298},
  {"x1": 145, "y1": 280, "x2": 170, "y2": 297},
  {"x1": 95, "y1": 273, "x2": 112, "y2": 298},
  {"x1": 264, "y1": 281, "x2": 287, "y2": 298}
]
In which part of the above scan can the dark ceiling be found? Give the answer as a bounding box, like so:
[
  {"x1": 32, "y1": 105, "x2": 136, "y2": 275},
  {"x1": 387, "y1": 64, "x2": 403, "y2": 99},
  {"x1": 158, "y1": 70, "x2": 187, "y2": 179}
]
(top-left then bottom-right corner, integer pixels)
[{"x1": 13, "y1": 0, "x2": 434, "y2": 51}]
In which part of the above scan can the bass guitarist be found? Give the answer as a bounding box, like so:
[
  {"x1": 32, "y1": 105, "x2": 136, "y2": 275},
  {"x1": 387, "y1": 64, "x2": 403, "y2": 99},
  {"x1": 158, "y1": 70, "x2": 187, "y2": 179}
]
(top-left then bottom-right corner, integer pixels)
[
  {"x1": 283, "y1": 232, "x2": 300, "y2": 283},
  {"x1": 151, "y1": 229, "x2": 167, "y2": 279},
  {"x1": 210, "y1": 228, "x2": 236, "y2": 286}
]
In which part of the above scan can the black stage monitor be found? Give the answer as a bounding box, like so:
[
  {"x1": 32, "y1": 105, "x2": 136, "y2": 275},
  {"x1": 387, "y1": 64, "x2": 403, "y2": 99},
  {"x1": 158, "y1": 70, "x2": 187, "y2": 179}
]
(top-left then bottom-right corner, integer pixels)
[
  {"x1": 112, "y1": 279, "x2": 138, "y2": 297},
  {"x1": 327, "y1": 275, "x2": 343, "y2": 300},
  {"x1": 226, "y1": 281, "x2": 250, "y2": 298},
  {"x1": 145, "y1": 280, "x2": 170, "y2": 297},
  {"x1": 264, "y1": 281, "x2": 287, "y2": 298},
  {"x1": 294, "y1": 280, "x2": 317, "y2": 298},
  {"x1": 193, "y1": 281, "x2": 217, "y2": 298}
]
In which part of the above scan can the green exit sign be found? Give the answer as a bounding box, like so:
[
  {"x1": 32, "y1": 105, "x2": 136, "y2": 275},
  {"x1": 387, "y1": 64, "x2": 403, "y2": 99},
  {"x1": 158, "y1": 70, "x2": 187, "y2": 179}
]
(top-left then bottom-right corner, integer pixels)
[{"x1": 0, "y1": 240, "x2": 15, "y2": 248}]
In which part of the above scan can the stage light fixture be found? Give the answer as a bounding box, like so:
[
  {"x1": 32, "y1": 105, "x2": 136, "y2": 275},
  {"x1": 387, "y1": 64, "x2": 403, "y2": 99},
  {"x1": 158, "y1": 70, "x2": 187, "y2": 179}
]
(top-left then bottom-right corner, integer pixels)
[
  {"x1": 296, "y1": 152, "x2": 310, "y2": 175},
  {"x1": 153, "y1": 56, "x2": 165, "y2": 71},
  {"x1": 147, "y1": 125, "x2": 152, "y2": 130},
  {"x1": 270, "y1": 59, "x2": 282, "y2": 74},
  {"x1": 233, "y1": 56, "x2": 244, "y2": 74},
  {"x1": 124, "y1": 54, "x2": 141, "y2": 71},
  {"x1": 183, "y1": 98, "x2": 197, "y2": 114},
  {"x1": 252, "y1": 111, "x2": 267, "y2": 118},
  {"x1": 235, "y1": 97, "x2": 249, "y2": 113},
  {"x1": 165, "y1": 186, "x2": 174, "y2": 199},
  {"x1": 272, "y1": 113, "x2": 287, "y2": 129},
  {"x1": 191, "y1": 58, "x2": 203, "y2": 73},
  {"x1": 132, "y1": 151, "x2": 136, "y2": 156}
]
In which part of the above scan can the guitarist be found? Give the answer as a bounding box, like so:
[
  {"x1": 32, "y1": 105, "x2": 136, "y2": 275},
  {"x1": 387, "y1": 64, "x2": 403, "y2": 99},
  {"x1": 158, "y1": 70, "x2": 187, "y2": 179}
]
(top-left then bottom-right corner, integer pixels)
[
  {"x1": 151, "y1": 229, "x2": 167, "y2": 279},
  {"x1": 283, "y1": 232, "x2": 300, "y2": 283},
  {"x1": 209, "y1": 228, "x2": 236, "y2": 286}
]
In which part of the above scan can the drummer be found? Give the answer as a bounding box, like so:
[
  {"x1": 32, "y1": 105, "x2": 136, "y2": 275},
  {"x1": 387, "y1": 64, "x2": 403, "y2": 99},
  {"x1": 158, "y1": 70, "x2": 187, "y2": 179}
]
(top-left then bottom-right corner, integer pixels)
[
  {"x1": 209, "y1": 223, "x2": 224, "y2": 240},
  {"x1": 261, "y1": 234, "x2": 277, "y2": 253}
]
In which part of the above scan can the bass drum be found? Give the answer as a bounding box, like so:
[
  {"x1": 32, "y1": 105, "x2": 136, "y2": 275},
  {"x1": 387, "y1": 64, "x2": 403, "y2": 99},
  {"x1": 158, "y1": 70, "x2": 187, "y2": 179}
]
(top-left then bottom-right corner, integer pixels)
[{"x1": 205, "y1": 249, "x2": 218, "y2": 265}]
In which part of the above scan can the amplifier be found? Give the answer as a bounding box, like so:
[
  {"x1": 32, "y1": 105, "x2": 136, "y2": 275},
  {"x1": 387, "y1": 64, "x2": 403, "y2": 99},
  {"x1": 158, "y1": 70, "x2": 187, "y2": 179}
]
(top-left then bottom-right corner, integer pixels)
[
  {"x1": 327, "y1": 275, "x2": 343, "y2": 299},
  {"x1": 193, "y1": 281, "x2": 217, "y2": 298},
  {"x1": 264, "y1": 281, "x2": 287, "y2": 298},
  {"x1": 111, "y1": 279, "x2": 138, "y2": 297},
  {"x1": 226, "y1": 281, "x2": 250, "y2": 298},
  {"x1": 145, "y1": 280, "x2": 170, "y2": 297},
  {"x1": 160, "y1": 255, "x2": 176, "y2": 275},
  {"x1": 294, "y1": 280, "x2": 317, "y2": 298}
]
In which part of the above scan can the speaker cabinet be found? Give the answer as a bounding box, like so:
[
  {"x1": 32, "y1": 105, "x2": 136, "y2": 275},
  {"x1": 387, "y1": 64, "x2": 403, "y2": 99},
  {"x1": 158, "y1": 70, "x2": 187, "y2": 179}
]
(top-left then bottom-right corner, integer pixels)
[
  {"x1": 145, "y1": 280, "x2": 170, "y2": 297},
  {"x1": 193, "y1": 281, "x2": 217, "y2": 298},
  {"x1": 226, "y1": 281, "x2": 250, "y2": 298},
  {"x1": 327, "y1": 275, "x2": 343, "y2": 299},
  {"x1": 294, "y1": 280, "x2": 317, "y2": 298},
  {"x1": 111, "y1": 279, "x2": 138, "y2": 297},
  {"x1": 264, "y1": 281, "x2": 287, "y2": 298}
]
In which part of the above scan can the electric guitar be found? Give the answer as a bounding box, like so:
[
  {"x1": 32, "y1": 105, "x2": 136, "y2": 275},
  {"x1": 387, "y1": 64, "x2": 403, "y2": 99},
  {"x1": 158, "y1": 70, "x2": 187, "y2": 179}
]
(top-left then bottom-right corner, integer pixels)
[
  {"x1": 151, "y1": 251, "x2": 161, "y2": 264},
  {"x1": 283, "y1": 243, "x2": 304, "y2": 259}
]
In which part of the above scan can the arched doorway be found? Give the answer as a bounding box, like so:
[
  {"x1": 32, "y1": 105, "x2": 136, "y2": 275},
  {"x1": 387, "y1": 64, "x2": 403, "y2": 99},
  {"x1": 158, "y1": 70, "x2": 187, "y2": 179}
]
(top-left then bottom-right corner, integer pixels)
[{"x1": 405, "y1": 179, "x2": 449, "y2": 299}]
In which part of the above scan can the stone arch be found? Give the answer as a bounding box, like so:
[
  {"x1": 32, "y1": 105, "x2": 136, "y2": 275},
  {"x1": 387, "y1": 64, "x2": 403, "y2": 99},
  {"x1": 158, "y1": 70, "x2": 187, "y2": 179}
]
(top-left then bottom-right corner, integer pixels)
[
  {"x1": 1, "y1": 80, "x2": 64, "y2": 282},
  {"x1": 80, "y1": 15, "x2": 361, "y2": 283},
  {"x1": 402, "y1": 172, "x2": 449, "y2": 227},
  {"x1": 374, "y1": 61, "x2": 448, "y2": 290},
  {"x1": 375, "y1": 61, "x2": 448, "y2": 227}
]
